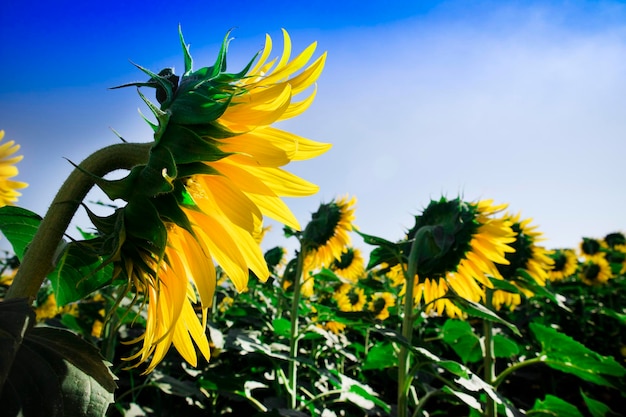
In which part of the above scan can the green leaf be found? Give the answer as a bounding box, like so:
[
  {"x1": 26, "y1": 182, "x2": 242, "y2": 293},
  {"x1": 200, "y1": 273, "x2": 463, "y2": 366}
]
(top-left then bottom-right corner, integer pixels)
[
  {"x1": 0, "y1": 206, "x2": 42, "y2": 260},
  {"x1": 441, "y1": 319, "x2": 482, "y2": 363},
  {"x1": 493, "y1": 334, "x2": 520, "y2": 358},
  {"x1": 0, "y1": 299, "x2": 116, "y2": 417},
  {"x1": 48, "y1": 241, "x2": 114, "y2": 306},
  {"x1": 363, "y1": 342, "x2": 398, "y2": 370},
  {"x1": 530, "y1": 322, "x2": 626, "y2": 389},
  {"x1": 530, "y1": 395, "x2": 584, "y2": 417},
  {"x1": 581, "y1": 390, "x2": 621, "y2": 417},
  {"x1": 271, "y1": 318, "x2": 291, "y2": 338},
  {"x1": 451, "y1": 294, "x2": 521, "y2": 336}
]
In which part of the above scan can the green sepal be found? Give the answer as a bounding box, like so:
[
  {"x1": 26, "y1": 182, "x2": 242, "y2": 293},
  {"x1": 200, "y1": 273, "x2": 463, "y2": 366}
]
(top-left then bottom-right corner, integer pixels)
[
  {"x1": 124, "y1": 198, "x2": 168, "y2": 261},
  {"x1": 137, "y1": 89, "x2": 170, "y2": 142},
  {"x1": 179, "y1": 25, "x2": 193, "y2": 75},
  {"x1": 82, "y1": 206, "x2": 126, "y2": 262},
  {"x1": 152, "y1": 190, "x2": 195, "y2": 237},
  {"x1": 160, "y1": 123, "x2": 231, "y2": 164},
  {"x1": 175, "y1": 161, "x2": 220, "y2": 179},
  {"x1": 169, "y1": 88, "x2": 232, "y2": 125}
]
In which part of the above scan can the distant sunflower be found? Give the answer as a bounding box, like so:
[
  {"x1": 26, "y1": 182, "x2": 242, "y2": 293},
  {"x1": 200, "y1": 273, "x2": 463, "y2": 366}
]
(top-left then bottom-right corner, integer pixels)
[
  {"x1": 368, "y1": 292, "x2": 396, "y2": 321},
  {"x1": 0, "y1": 130, "x2": 27, "y2": 206},
  {"x1": 302, "y1": 195, "x2": 357, "y2": 269},
  {"x1": 579, "y1": 237, "x2": 607, "y2": 261},
  {"x1": 604, "y1": 232, "x2": 626, "y2": 249},
  {"x1": 323, "y1": 321, "x2": 346, "y2": 335},
  {"x1": 491, "y1": 213, "x2": 554, "y2": 310},
  {"x1": 410, "y1": 198, "x2": 516, "y2": 318},
  {"x1": 333, "y1": 283, "x2": 367, "y2": 312},
  {"x1": 579, "y1": 257, "x2": 612, "y2": 286},
  {"x1": 548, "y1": 249, "x2": 579, "y2": 281},
  {"x1": 331, "y1": 247, "x2": 365, "y2": 282}
]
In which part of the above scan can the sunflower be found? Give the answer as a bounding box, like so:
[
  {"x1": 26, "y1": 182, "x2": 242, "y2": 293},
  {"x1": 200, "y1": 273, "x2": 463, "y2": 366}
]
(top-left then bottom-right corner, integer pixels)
[
  {"x1": 104, "y1": 29, "x2": 330, "y2": 372},
  {"x1": 302, "y1": 195, "x2": 357, "y2": 270},
  {"x1": 323, "y1": 321, "x2": 346, "y2": 335},
  {"x1": 548, "y1": 249, "x2": 579, "y2": 281},
  {"x1": 333, "y1": 283, "x2": 367, "y2": 312},
  {"x1": 331, "y1": 247, "x2": 365, "y2": 282},
  {"x1": 579, "y1": 237, "x2": 607, "y2": 261},
  {"x1": 490, "y1": 213, "x2": 554, "y2": 310},
  {"x1": 0, "y1": 130, "x2": 27, "y2": 206},
  {"x1": 409, "y1": 198, "x2": 516, "y2": 318},
  {"x1": 368, "y1": 292, "x2": 396, "y2": 320},
  {"x1": 579, "y1": 257, "x2": 612, "y2": 286}
]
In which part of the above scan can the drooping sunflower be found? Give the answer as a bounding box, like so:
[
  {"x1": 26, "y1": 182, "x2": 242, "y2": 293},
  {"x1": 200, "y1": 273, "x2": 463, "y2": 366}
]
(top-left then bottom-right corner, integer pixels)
[
  {"x1": 96, "y1": 29, "x2": 330, "y2": 372},
  {"x1": 0, "y1": 130, "x2": 28, "y2": 206},
  {"x1": 548, "y1": 249, "x2": 579, "y2": 281},
  {"x1": 490, "y1": 213, "x2": 554, "y2": 310},
  {"x1": 331, "y1": 247, "x2": 365, "y2": 282},
  {"x1": 368, "y1": 292, "x2": 396, "y2": 321},
  {"x1": 578, "y1": 257, "x2": 612, "y2": 286},
  {"x1": 409, "y1": 198, "x2": 516, "y2": 318},
  {"x1": 333, "y1": 283, "x2": 367, "y2": 312}
]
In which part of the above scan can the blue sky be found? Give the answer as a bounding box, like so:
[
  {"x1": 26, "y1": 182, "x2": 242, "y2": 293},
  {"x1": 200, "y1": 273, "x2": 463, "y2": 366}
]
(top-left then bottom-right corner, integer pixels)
[{"x1": 1, "y1": 0, "x2": 625, "y2": 257}]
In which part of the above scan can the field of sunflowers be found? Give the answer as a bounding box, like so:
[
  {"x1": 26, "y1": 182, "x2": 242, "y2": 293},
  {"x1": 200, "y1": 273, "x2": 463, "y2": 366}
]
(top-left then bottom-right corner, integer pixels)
[{"x1": 0, "y1": 29, "x2": 624, "y2": 417}]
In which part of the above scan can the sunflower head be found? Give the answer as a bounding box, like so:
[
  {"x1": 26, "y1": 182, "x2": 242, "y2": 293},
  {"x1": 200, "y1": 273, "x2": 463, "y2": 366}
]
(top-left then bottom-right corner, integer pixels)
[
  {"x1": 604, "y1": 232, "x2": 626, "y2": 249},
  {"x1": 548, "y1": 249, "x2": 579, "y2": 281},
  {"x1": 579, "y1": 237, "x2": 606, "y2": 260},
  {"x1": 495, "y1": 213, "x2": 554, "y2": 290},
  {"x1": 301, "y1": 195, "x2": 356, "y2": 268},
  {"x1": 579, "y1": 257, "x2": 612, "y2": 286},
  {"x1": 0, "y1": 130, "x2": 28, "y2": 206},
  {"x1": 368, "y1": 292, "x2": 396, "y2": 321},
  {"x1": 330, "y1": 247, "x2": 365, "y2": 282},
  {"x1": 333, "y1": 283, "x2": 367, "y2": 312}
]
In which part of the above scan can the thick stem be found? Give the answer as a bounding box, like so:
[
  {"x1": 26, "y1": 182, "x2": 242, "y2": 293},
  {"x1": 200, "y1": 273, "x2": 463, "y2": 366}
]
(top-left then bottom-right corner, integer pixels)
[
  {"x1": 288, "y1": 244, "x2": 306, "y2": 409},
  {"x1": 398, "y1": 234, "x2": 421, "y2": 417},
  {"x1": 483, "y1": 289, "x2": 496, "y2": 417},
  {"x1": 6, "y1": 142, "x2": 151, "y2": 300}
]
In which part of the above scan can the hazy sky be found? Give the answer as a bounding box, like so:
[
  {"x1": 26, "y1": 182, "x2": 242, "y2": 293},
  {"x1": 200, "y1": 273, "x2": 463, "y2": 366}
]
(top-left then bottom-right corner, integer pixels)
[{"x1": 1, "y1": 0, "x2": 625, "y2": 258}]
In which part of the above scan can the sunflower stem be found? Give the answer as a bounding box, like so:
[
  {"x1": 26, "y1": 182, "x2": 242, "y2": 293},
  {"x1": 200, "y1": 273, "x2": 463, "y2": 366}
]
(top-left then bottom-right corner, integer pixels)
[
  {"x1": 483, "y1": 288, "x2": 496, "y2": 417},
  {"x1": 288, "y1": 242, "x2": 307, "y2": 409},
  {"x1": 398, "y1": 230, "x2": 425, "y2": 417},
  {"x1": 6, "y1": 142, "x2": 151, "y2": 301}
]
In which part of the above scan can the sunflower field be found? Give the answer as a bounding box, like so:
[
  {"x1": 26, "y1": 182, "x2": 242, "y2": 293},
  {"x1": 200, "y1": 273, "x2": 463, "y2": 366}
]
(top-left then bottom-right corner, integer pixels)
[{"x1": 0, "y1": 29, "x2": 625, "y2": 417}]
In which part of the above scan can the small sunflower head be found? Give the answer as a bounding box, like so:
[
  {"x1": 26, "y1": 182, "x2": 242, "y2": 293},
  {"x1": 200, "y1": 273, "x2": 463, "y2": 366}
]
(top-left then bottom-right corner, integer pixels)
[
  {"x1": 302, "y1": 195, "x2": 356, "y2": 268},
  {"x1": 579, "y1": 257, "x2": 612, "y2": 286},
  {"x1": 368, "y1": 292, "x2": 396, "y2": 321},
  {"x1": 495, "y1": 213, "x2": 554, "y2": 289},
  {"x1": 0, "y1": 130, "x2": 28, "y2": 207},
  {"x1": 330, "y1": 247, "x2": 365, "y2": 282},
  {"x1": 333, "y1": 283, "x2": 367, "y2": 312},
  {"x1": 579, "y1": 237, "x2": 607, "y2": 260},
  {"x1": 604, "y1": 232, "x2": 626, "y2": 249},
  {"x1": 548, "y1": 249, "x2": 579, "y2": 281}
]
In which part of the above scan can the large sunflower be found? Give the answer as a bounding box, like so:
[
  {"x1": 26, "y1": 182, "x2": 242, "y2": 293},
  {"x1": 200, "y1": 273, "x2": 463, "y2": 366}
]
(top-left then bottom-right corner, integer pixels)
[
  {"x1": 548, "y1": 249, "x2": 579, "y2": 281},
  {"x1": 0, "y1": 130, "x2": 28, "y2": 206},
  {"x1": 100, "y1": 29, "x2": 330, "y2": 372},
  {"x1": 410, "y1": 198, "x2": 516, "y2": 318},
  {"x1": 491, "y1": 213, "x2": 554, "y2": 310}
]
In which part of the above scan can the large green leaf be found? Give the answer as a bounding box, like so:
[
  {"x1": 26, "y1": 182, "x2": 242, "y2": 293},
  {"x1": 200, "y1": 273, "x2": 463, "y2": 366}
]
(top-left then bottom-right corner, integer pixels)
[
  {"x1": 530, "y1": 395, "x2": 584, "y2": 417},
  {"x1": 362, "y1": 341, "x2": 397, "y2": 370},
  {"x1": 442, "y1": 319, "x2": 482, "y2": 363},
  {"x1": 581, "y1": 390, "x2": 621, "y2": 417},
  {"x1": 0, "y1": 206, "x2": 42, "y2": 260},
  {"x1": 530, "y1": 322, "x2": 626, "y2": 389},
  {"x1": 48, "y1": 242, "x2": 114, "y2": 306},
  {"x1": 0, "y1": 299, "x2": 116, "y2": 417}
]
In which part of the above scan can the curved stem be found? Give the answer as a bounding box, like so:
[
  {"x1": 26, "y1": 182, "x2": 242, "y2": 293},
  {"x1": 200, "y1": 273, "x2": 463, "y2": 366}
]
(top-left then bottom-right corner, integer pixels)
[
  {"x1": 492, "y1": 356, "x2": 545, "y2": 388},
  {"x1": 6, "y1": 142, "x2": 151, "y2": 300}
]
